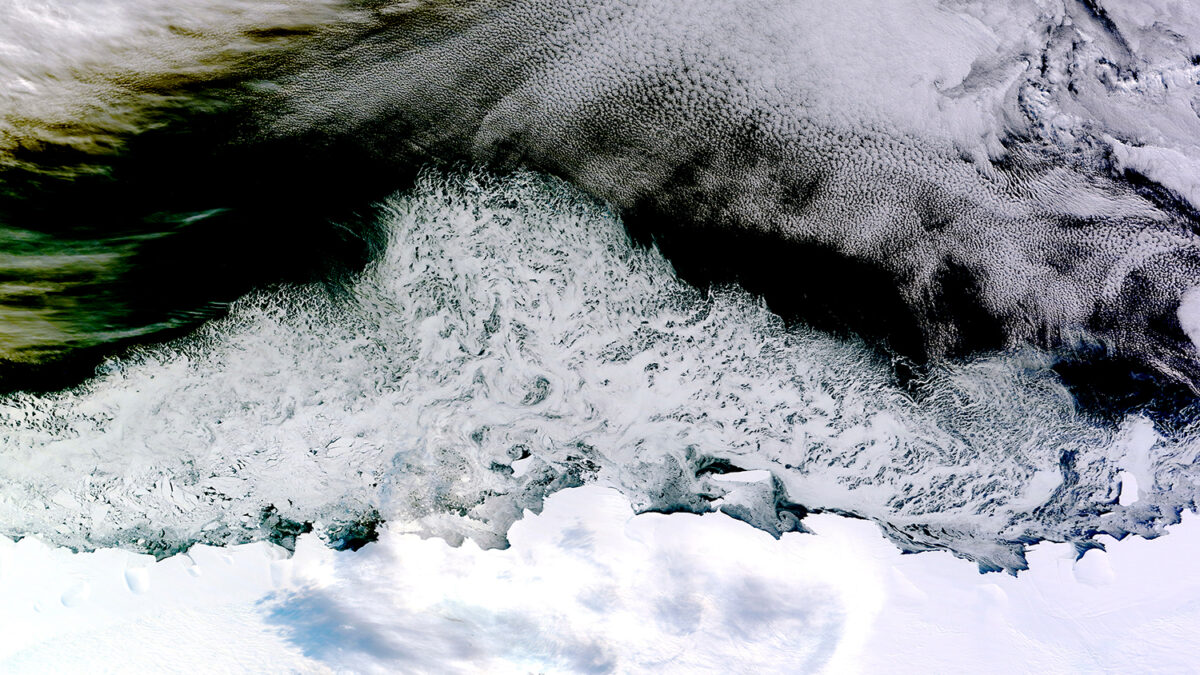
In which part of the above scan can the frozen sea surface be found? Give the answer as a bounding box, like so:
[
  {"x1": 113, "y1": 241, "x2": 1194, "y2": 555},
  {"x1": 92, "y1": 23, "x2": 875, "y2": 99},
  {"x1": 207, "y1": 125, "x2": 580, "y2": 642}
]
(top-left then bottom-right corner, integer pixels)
[{"x1": 3, "y1": 172, "x2": 1200, "y2": 573}]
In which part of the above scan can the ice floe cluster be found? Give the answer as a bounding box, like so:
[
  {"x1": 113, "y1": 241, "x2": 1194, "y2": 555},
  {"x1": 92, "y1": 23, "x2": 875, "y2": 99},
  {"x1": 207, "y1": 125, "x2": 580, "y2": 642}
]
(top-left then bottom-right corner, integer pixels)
[{"x1": 2, "y1": 172, "x2": 1198, "y2": 571}]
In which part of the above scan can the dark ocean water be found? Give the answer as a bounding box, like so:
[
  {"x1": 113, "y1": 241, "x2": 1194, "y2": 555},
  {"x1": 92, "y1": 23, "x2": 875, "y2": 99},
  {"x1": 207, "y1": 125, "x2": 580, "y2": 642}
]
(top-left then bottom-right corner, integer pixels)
[{"x1": 0, "y1": 99, "x2": 403, "y2": 391}]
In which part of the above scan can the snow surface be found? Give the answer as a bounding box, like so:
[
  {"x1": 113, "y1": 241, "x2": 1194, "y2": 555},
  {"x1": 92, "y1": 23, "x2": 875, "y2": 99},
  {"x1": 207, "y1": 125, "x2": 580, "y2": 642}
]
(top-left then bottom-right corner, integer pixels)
[{"x1": 3, "y1": 484, "x2": 1200, "y2": 674}]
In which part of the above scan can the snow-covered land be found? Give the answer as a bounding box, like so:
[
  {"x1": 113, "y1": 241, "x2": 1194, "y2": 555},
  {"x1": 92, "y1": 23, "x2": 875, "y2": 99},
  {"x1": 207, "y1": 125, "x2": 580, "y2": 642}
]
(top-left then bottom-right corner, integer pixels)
[{"x1": 4, "y1": 485, "x2": 1200, "y2": 673}]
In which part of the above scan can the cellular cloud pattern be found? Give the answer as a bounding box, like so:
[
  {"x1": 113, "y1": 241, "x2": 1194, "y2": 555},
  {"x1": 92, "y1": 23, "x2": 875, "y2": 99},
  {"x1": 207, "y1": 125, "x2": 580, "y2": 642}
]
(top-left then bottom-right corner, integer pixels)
[
  {"x1": 186, "y1": 0, "x2": 1200, "y2": 383},
  {"x1": 7, "y1": 0, "x2": 1200, "y2": 381}
]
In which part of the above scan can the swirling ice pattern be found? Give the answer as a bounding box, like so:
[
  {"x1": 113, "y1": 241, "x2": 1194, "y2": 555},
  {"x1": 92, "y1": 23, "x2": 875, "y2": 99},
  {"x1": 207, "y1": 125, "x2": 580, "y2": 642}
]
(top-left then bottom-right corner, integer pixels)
[{"x1": 3, "y1": 172, "x2": 1198, "y2": 571}]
